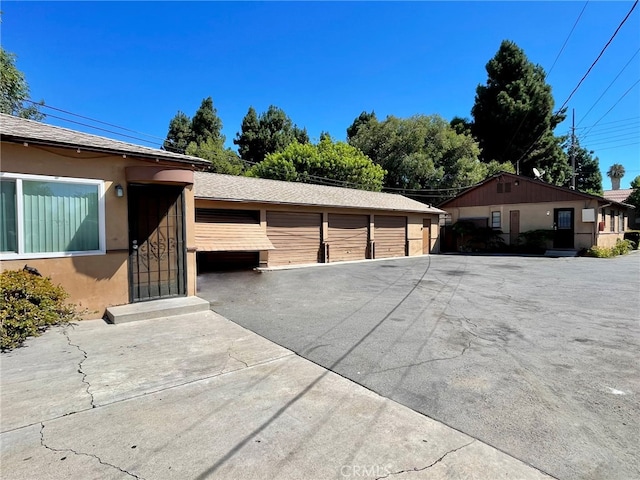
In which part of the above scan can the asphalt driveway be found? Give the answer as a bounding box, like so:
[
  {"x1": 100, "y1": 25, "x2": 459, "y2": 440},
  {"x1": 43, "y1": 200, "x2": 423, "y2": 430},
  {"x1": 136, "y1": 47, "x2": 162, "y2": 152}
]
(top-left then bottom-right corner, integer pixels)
[{"x1": 197, "y1": 253, "x2": 640, "y2": 480}]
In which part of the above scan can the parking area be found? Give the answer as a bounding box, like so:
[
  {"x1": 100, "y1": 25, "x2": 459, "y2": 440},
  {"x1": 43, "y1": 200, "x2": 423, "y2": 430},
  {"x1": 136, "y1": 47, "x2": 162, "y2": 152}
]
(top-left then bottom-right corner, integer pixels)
[{"x1": 198, "y1": 253, "x2": 640, "y2": 480}]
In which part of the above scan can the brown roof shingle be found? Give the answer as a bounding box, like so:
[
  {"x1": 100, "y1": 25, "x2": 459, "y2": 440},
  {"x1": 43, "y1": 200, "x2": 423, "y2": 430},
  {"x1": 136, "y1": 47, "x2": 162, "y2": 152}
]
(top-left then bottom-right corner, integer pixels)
[
  {"x1": 603, "y1": 189, "x2": 632, "y2": 204},
  {"x1": 194, "y1": 171, "x2": 444, "y2": 214},
  {"x1": 0, "y1": 113, "x2": 210, "y2": 167}
]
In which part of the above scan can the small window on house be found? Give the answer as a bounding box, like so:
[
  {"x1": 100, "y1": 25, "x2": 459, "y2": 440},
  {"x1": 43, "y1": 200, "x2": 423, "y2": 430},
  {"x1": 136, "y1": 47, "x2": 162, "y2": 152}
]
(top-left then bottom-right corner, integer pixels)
[
  {"x1": 619, "y1": 213, "x2": 625, "y2": 232},
  {"x1": 491, "y1": 211, "x2": 501, "y2": 229},
  {"x1": 497, "y1": 183, "x2": 503, "y2": 194},
  {"x1": 0, "y1": 173, "x2": 105, "y2": 259},
  {"x1": 504, "y1": 182, "x2": 511, "y2": 193},
  {"x1": 610, "y1": 210, "x2": 615, "y2": 232}
]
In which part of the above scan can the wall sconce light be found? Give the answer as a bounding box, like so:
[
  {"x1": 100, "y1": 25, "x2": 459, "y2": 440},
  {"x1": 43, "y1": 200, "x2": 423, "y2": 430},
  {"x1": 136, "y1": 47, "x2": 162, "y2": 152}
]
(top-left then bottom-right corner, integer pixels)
[{"x1": 115, "y1": 184, "x2": 124, "y2": 197}]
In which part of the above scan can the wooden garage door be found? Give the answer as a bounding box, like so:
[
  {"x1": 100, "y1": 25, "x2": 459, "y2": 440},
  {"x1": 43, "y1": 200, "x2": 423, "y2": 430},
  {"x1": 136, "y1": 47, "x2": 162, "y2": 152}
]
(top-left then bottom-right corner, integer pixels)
[
  {"x1": 374, "y1": 215, "x2": 406, "y2": 258},
  {"x1": 328, "y1": 214, "x2": 369, "y2": 262},
  {"x1": 266, "y1": 212, "x2": 322, "y2": 266},
  {"x1": 195, "y1": 209, "x2": 274, "y2": 252}
]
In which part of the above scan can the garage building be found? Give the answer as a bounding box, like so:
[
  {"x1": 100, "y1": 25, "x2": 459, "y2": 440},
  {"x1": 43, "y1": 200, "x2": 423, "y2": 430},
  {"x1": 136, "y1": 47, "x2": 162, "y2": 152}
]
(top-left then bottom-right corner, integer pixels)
[{"x1": 194, "y1": 172, "x2": 444, "y2": 270}]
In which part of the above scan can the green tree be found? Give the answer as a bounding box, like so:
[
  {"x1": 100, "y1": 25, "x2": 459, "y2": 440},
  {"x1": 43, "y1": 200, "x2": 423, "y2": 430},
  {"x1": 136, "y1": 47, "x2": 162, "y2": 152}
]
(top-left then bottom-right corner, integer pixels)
[
  {"x1": 625, "y1": 175, "x2": 640, "y2": 212},
  {"x1": 346, "y1": 110, "x2": 377, "y2": 141},
  {"x1": 348, "y1": 113, "x2": 512, "y2": 193},
  {"x1": 0, "y1": 47, "x2": 44, "y2": 120},
  {"x1": 607, "y1": 163, "x2": 625, "y2": 190},
  {"x1": 470, "y1": 40, "x2": 569, "y2": 184},
  {"x1": 234, "y1": 105, "x2": 309, "y2": 164},
  {"x1": 247, "y1": 137, "x2": 385, "y2": 191},
  {"x1": 163, "y1": 111, "x2": 192, "y2": 153},
  {"x1": 164, "y1": 97, "x2": 244, "y2": 174},
  {"x1": 565, "y1": 138, "x2": 602, "y2": 196}
]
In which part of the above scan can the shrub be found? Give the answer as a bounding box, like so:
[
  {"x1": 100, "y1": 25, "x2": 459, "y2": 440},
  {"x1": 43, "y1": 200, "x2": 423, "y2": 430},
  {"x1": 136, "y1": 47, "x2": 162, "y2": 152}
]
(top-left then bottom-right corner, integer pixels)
[
  {"x1": 516, "y1": 229, "x2": 555, "y2": 253},
  {"x1": 585, "y1": 239, "x2": 633, "y2": 258},
  {"x1": 1, "y1": 270, "x2": 77, "y2": 351},
  {"x1": 623, "y1": 231, "x2": 639, "y2": 250}
]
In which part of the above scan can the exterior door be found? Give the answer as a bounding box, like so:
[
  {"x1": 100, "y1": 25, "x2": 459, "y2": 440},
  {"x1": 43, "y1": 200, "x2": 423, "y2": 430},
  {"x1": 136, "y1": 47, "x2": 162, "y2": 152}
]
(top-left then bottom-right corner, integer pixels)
[
  {"x1": 509, "y1": 210, "x2": 520, "y2": 245},
  {"x1": 553, "y1": 208, "x2": 574, "y2": 249},
  {"x1": 128, "y1": 184, "x2": 186, "y2": 302},
  {"x1": 422, "y1": 219, "x2": 431, "y2": 254}
]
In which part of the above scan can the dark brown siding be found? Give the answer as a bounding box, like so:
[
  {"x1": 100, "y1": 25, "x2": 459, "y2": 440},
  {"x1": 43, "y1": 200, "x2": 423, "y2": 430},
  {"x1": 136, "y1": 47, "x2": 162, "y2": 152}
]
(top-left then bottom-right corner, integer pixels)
[
  {"x1": 267, "y1": 212, "x2": 322, "y2": 266},
  {"x1": 374, "y1": 215, "x2": 406, "y2": 258},
  {"x1": 443, "y1": 175, "x2": 593, "y2": 208},
  {"x1": 328, "y1": 214, "x2": 369, "y2": 262}
]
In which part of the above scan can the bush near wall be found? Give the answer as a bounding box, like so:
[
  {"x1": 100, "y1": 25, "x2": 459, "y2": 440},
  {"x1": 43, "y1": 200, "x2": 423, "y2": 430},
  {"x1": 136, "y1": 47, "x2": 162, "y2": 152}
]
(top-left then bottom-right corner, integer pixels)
[
  {"x1": 1, "y1": 269, "x2": 78, "y2": 351},
  {"x1": 585, "y1": 239, "x2": 634, "y2": 258}
]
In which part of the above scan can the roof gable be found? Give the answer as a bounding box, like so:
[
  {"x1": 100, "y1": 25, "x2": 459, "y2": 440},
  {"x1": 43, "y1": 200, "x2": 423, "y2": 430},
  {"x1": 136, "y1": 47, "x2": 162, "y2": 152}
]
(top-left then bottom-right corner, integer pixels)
[
  {"x1": 439, "y1": 172, "x2": 630, "y2": 209},
  {"x1": 0, "y1": 113, "x2": 210, "y2": 167},
  {"x1": 194, "y1": 171, "x2": 444, "y2": 214}
]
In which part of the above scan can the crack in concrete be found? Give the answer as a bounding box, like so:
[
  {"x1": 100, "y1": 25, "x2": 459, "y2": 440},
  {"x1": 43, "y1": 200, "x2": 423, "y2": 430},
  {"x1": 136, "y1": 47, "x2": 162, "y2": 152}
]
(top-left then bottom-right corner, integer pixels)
[
  {"x1": 369, "y1": 340, "x2": 472, "y2": 375},
  {"x1": 40, "y1": 423, "x2": 144, "y2": 479},
  {"x1": 376, "y1": 439, "x2": 476, "y2": 479},
  {"x1": 62, "y1": 327, "x2": 95, "y2": 408},
  {"x1": 227, "y1": 350, "x2": 249, "y2": 368}
]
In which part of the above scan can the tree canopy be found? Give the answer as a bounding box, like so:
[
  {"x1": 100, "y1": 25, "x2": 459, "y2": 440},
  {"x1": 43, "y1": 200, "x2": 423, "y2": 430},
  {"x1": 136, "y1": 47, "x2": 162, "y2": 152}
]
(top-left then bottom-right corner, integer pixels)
[
  {"x1": 247, "y1": 136, "x2": 385, "y2": 191},
  {"x1": 0, "y1": 47, "x2": 44, "y2": 120},
  {"x1": 234, "y1": 105, "x2": 309, "y2": 164},
  {"x1": 625, "y1": 176, "x2": 640, "y2": 213},
  {"x1": 470, "y1": 40, "x2": 569, "y2": 184},
  {"x1": 163, "y1": 97, "x2": 244, "y2": 174},
  {"x1": 347, "y1": 113, "x2": 513, "y2": 199}
]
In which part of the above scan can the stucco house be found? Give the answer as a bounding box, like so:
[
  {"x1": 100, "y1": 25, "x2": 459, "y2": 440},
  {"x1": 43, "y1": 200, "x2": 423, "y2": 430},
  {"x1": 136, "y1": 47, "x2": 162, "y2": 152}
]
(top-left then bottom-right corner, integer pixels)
[
  {"x1": 603, "y1": 188, "x2": 638, "y2": 229},
  {"x1": 1, "y1": 114, "x2": 444, "y2": 318},
  {"x1": 438, "y1": 172, "x2": 633, "y2": 253},
  {"x1": 1, "y1": 114, "x2": 210, "y2": 318},
  {"x1": 193, "y1": 172, "x2": 444, "y2": 270}
]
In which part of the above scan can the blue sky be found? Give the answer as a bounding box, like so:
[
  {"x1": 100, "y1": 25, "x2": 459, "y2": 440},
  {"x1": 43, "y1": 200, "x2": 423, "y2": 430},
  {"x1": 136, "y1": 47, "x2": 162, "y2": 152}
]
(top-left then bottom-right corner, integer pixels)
[{"x1": 2, "y1": 1, "x2": 639, "y2": 189}]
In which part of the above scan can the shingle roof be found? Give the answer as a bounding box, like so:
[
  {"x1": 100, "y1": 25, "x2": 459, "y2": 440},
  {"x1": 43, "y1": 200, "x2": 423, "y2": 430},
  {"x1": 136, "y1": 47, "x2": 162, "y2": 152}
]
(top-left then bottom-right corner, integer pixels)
[
  {"x1": 603, "y1": 189, "x2": 632, "y2": 204},
  {"x1": 194, "y1": 171, "x2": 444, "y2": 214},
  {"x1": 0, "y1": 113, "x2": 210, "y2": 167}
]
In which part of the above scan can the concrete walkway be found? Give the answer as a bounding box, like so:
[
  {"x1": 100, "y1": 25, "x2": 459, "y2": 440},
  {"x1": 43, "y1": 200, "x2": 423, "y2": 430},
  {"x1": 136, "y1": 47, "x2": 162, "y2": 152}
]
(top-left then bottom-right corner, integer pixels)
[{"x1": 1, "y1": 311, "x2": 553, "y2": 479}]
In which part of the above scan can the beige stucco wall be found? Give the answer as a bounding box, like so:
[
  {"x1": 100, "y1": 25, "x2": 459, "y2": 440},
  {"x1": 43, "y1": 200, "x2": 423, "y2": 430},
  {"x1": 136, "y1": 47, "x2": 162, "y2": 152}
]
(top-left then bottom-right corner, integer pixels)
[
  {"x1": 194, "y1": 199, "x2": 441, "y2": 258},
  {"x1": 1, "y1": 142, "x2": 198, "y2": 318},
  {"x1": 446, "y1": 199, "x2": 609, "y2": 250}
]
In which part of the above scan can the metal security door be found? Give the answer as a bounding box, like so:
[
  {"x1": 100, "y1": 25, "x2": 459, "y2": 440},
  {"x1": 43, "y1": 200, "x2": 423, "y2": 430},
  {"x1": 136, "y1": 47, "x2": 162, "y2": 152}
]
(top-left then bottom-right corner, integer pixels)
[{"x1": 128, "y1": 184, "x2": 186, "y2": 302}]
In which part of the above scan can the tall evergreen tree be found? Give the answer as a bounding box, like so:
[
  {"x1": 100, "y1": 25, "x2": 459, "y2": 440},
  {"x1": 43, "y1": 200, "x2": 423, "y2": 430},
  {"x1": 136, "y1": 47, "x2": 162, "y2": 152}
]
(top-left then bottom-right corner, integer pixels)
[
  {"x1": 471, "y1": 40, "x2": 569, "y2": 184},
  {"x1": 234, "y1": 105, "x2": 308, "y2": 164},
  {"x1": 191, "y1": 97, "x2": 224, "y2": 146},
  {"x1": 163, "y1": 111, "x2": 192, "y2": 153},
  {"x1": 346, "y1": 111, "x2": 377, "y2": 140}
]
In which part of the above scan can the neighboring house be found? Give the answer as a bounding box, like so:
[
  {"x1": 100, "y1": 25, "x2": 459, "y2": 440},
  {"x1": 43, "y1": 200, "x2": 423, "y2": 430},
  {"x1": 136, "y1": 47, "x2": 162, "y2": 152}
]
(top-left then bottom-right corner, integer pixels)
[
  {"x1": 1, "y1": 114, "x2": 210, "y2": 318},
  {"x1": 193, "y1": 172, "x2": 444, "y2": 269},
  {"x1": 603, "y1": 189, "x2": 638, "y2": 229},
  {"x1": 438, "y1": 172, "x2": 633, "y2": 252}
]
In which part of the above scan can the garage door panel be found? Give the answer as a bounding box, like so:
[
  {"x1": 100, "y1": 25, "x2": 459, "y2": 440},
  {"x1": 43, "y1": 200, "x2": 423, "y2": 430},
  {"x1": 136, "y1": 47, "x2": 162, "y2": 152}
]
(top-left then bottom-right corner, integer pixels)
[
  {"x1": 195, "y1": 209, "x2": 274, "y2": 252},
  {"x1": 328, "y1": 214, "x2": 369, "y2": 262},
  {"x1": 374, "y1": 215, "x2": 406, "y2": 259},
  {"x1": 267, "y1": 212, "x2": 322, "y2": 266}
]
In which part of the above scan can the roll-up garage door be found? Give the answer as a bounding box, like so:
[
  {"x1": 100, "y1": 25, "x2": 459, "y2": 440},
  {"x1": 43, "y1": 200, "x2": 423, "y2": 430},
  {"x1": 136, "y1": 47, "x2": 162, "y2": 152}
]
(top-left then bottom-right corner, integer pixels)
[
  {"x1": 266, "y1": 212, "x2": 322, "y2": 266},
  {"x1": 195, "y1": 209, "x2": 274, "y2": 252},
  {"x1": 328, "y1": 214, "x2": 369, "y2": 262},
  {"x1": 374, "y1": 215, "x2": 406, "y2": 258}
]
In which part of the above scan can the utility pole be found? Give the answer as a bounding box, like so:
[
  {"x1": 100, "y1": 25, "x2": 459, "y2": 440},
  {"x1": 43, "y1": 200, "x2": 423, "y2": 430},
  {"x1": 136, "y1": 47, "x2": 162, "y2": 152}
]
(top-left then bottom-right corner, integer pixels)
[{"x1": 571, "y1": 109, "x2": 576, "y2": 190}]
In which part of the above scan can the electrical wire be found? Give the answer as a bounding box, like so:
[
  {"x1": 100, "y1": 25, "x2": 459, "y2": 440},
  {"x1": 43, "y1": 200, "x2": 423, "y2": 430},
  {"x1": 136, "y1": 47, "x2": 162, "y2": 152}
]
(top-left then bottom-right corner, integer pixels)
[
  {"x1": 581, "y1": 78, "x2": 640, "y2": 138},
  {"x1": 556, "y1": 0, "x2": 638, "y2": 113},
  {"x1": 576, "y1": 47, "x2": 640, "y2": 126}
]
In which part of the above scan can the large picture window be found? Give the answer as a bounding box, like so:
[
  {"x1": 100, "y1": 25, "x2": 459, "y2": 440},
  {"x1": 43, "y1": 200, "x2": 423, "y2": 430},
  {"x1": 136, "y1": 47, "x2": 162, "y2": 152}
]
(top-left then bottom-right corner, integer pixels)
[{"x1": 0, "y1": 173, "x2": 105, "y2": 259}]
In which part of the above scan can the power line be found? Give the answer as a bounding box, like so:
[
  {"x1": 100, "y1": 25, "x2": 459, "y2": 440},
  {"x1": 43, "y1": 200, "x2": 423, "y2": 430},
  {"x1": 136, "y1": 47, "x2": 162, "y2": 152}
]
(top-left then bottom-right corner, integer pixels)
[
  {"x1": 557, "y1": 0, "x2": 638, "y2": 113},
  {"x1": 547, "y1": 1, "x2": 590, "y2": 78},
  {"x1": 576, "y1": 47, "x2": 640, "y2": 127},
  {"x1": 581, "y1": 78, "x2": 640, "y2": 137},
  {"x1": 25, "y1": 99, "x2": 168, "y2": 143},
  {"x1": 593, "y1": 141, "x2": 639, "y2": 151},
  {"x1": 577, "y1": 124, "x2": 639, "y2": 140},
  {"x1": 574, "y1": 116, "x2": 640, "y2": 130}
]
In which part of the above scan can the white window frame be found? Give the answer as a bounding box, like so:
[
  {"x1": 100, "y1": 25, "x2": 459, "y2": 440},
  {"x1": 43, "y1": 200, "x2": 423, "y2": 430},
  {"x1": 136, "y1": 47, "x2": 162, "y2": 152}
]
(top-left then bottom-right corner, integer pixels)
[
  {"x1": 0, "y1": 172, "x2": 106, "y2": 260},
  {"x1": 491, "y1": 211, "x2": 501, "y2": 229}
]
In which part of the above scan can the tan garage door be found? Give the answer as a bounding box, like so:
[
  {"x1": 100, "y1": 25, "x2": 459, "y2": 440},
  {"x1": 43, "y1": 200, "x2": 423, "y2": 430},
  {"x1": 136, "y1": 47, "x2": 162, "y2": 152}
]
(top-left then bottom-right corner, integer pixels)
[
  {"x1": 266, "y1": 212, "x2": 322, "y2": 266},
  {"x1": 374, "y1": 215, "x2": 406, "y2": 258},
  {"x1": 328, "y1": 214, "x2": 369, "y2": 262},
  {"x1": 195, "y1": 209, "x2": 274, "y2": 252}
]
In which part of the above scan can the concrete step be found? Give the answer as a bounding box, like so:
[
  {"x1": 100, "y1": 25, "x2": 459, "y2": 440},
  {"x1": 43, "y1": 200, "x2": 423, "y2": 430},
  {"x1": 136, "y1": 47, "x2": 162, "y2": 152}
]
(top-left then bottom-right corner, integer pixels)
[
  {"x1": 106, "y1": 296, "x2": 210, "y2": 324},
  {"x1": 544, "y1": 249, "x2": 579, "y2": 257}
]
